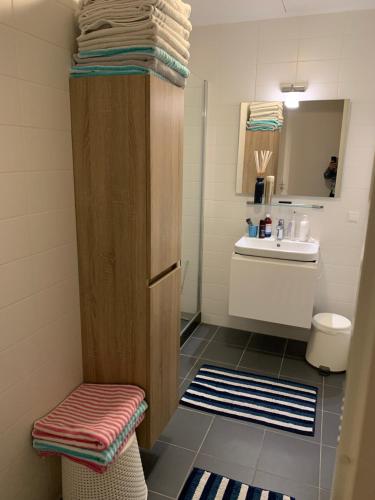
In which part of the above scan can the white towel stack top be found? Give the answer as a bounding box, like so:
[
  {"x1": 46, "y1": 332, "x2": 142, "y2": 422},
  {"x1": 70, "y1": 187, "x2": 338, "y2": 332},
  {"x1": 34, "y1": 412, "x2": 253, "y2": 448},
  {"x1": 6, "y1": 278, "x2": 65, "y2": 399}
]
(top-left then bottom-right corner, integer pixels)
[{"x1": 70, "y1": 0, "x2": 192, "y2": 88}]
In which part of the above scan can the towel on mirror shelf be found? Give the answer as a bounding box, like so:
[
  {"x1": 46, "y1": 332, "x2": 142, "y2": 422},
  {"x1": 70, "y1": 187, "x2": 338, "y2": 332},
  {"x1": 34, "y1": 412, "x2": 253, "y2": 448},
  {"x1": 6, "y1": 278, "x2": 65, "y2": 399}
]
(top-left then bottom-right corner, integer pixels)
[
  {"x1": 32, "y1": 383, "x2": 145, "y2": 450},
  {"x1": 74, "y1": 46, "x2": 190, "y2": 77}
]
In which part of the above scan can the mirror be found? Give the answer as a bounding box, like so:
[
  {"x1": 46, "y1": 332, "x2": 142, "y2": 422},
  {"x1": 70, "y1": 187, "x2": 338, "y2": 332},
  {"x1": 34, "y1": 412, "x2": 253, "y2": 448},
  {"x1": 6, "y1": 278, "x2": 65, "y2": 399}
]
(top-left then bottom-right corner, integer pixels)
[{"x1": 236, "y1": 99, "x2": 350, "y2": 198}]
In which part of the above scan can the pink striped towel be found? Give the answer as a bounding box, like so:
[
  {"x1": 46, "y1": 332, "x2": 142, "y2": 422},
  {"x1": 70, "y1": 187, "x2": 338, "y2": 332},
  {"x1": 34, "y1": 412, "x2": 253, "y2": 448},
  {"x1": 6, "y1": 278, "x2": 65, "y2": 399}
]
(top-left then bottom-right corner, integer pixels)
[{"x1": 32, "y1": 384, "x2": 145, "y2": 450}]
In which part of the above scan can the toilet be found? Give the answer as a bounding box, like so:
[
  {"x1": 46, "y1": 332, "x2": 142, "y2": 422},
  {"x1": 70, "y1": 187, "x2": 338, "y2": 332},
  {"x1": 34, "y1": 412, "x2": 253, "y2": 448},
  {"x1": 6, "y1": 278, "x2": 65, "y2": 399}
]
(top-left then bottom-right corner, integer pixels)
[{"x1": 306, "y1": 313, "x2": 352, "y2": 373}]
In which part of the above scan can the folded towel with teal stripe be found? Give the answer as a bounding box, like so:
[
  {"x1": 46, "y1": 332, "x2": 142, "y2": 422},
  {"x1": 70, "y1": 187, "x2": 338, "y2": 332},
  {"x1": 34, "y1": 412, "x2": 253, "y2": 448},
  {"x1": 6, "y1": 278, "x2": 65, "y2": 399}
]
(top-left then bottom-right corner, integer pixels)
[
  {"x1": 33, "y1": 401, "x2": 148, "y2": 471},
  {"x1": 247, "y1": 118, "x2": 283, "y2": 131},
  {"x1": 75, "y1": 46, "x2": 189, "y2": 77},
  {"x1": 71, "y1": 63, "x2": 185, "y2": 88}
]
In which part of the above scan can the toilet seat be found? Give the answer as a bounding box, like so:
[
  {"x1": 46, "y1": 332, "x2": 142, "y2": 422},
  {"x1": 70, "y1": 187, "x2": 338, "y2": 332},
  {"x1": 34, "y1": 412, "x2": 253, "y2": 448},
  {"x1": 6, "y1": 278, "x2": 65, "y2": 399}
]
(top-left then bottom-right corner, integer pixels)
[{"x1": 312, "y1": 313, "x2": 351, "y2": 335}]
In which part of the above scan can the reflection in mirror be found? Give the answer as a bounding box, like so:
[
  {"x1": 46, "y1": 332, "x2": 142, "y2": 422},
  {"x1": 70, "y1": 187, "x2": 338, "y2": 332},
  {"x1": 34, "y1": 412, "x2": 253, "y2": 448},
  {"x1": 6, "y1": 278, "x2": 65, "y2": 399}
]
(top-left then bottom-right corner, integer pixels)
[{"x1": 236, "y1": 99, "x2": 350, "y2": 199}]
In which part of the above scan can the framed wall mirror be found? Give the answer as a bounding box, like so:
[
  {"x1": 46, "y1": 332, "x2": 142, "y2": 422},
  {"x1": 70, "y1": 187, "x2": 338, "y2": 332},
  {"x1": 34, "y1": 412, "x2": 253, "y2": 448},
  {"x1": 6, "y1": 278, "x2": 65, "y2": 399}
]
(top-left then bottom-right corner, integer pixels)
[{"x1": 236, "y1": 99, "x2": 350, "y2": 198}]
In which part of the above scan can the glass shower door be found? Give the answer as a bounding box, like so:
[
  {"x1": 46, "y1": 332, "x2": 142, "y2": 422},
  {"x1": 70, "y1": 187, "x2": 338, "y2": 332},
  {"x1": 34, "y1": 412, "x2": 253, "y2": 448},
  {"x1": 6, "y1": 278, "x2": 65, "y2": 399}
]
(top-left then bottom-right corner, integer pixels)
[{"x1": 180, "y1": 74, "x2": 207, "y2": 339}]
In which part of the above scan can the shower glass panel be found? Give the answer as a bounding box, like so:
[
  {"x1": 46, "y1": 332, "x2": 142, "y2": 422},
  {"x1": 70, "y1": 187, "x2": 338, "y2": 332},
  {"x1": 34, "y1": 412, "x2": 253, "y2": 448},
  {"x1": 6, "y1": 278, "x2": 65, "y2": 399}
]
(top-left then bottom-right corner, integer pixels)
[{"x1": 180, "y1": 74, "x2": 207, "y2": 338}]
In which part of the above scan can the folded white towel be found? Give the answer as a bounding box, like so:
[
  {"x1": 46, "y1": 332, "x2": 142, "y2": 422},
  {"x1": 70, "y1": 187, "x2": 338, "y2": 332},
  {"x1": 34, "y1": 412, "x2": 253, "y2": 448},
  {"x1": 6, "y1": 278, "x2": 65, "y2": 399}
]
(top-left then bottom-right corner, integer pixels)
[
  {"x1": 79, "y1": 2, "x2": 192, "y2": 32},
  {"x1": 250, "y1": 101, "x2": 283, "y2": 109},
  {"x1": 78, "y1": 38, "x2": 189, "y2": 67},
  {"x1": 80, "y1": 7, "x2": 191, "y2": 40},
  {"x1": 79, "y1": 0, "x2": 191, "y2": 23}
]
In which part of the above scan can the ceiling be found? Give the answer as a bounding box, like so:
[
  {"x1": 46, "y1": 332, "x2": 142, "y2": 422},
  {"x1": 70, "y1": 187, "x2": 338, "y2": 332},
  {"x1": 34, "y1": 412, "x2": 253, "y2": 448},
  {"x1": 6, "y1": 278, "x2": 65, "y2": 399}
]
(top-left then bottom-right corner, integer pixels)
[{"x1": 188, "y1": 0, "x2": 375, "y2": 26}]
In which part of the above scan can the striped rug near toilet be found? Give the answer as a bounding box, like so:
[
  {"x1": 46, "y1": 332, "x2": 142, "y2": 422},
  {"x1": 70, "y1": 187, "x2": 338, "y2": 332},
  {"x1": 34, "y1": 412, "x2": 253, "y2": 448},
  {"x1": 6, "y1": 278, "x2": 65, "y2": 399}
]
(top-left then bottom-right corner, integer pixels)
[
  {"x1": 179, "y1": 468, "x2": 295, "y2": 500},
  {"x1": 180, "y1": 364, "x2": 318, "y2": 436}
]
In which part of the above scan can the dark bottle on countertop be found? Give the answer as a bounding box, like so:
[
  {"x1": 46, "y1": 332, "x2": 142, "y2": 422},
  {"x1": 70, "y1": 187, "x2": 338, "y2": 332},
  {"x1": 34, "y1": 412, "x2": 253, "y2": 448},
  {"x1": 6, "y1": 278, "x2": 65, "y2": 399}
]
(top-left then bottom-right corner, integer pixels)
[
  {"x1": 259, "y1": 219, "x2": 266, "y2": 239},
  {"x1": 265, "y1": 213, "x2": 272, "y2": 238}
]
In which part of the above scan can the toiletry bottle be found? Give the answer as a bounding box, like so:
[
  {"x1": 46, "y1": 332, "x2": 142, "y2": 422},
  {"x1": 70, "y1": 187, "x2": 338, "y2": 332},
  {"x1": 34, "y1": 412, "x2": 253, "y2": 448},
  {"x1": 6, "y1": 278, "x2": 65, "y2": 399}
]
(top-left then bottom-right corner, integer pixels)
[
  {"x1": 265, "y1": 214, "x2": 272, "y2": 238},
  {"x1": 288, "y1": 211, "x2": 296, "y2": 241},
  {"x1": 299, "y1": 214, "x2": 310, "y2": 242},
  {"x1": 259, "y1": 219, "x2": 266, "y2": 239}
]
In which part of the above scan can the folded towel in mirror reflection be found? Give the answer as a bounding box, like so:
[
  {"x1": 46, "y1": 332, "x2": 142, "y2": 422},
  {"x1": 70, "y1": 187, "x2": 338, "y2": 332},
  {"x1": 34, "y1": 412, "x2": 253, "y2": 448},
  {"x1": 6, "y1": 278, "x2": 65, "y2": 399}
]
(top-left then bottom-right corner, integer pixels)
[{"x1": 247, "y1": 101, "x2": 284, "y2": 131}]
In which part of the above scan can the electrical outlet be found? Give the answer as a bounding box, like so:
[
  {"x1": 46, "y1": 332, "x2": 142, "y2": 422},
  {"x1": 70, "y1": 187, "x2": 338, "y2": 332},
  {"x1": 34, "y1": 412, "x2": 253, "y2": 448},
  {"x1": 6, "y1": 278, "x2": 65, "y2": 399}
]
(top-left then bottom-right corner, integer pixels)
[{"x1": 347, "y1": 211, "x2": 359, "y2": 223}]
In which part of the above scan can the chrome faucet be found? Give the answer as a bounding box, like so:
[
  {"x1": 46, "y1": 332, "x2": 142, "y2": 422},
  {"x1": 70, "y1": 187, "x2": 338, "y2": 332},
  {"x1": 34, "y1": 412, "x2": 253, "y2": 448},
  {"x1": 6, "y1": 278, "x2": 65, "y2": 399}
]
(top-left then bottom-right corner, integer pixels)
[{"x1": 276, "y1": 219, "x2": 284, "y2": 241}]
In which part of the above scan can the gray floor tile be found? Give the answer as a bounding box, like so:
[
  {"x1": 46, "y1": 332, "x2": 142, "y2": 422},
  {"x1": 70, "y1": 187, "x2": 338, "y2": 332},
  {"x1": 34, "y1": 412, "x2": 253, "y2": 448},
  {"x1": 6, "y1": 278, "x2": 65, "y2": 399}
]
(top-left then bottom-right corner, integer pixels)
[
  {"x1": 324, "y1": 372, "x2": 346, "y2": 388},
  {"x1": 194, "y1": 452, "x2": 255, "y2": 484},
  {"x1": 257, "y1": 432, "x2": 320, "y2": 487},
  {"x1": 200, "y1": 417, "x2": 264, "y2": 469},
  {"x1": 148, "y1": 492, "x2": 173, "y2": 500},
  {"x1": 192, "y1": 323, "x2": 218, "y2": 340},
  {"x1": 159, "y1": 407, "x2": 213, "y2": 451},
  {"x1": 180, "y1": 355, "x2": 197, "y2": 378},
  {"x1": 323, "y1": 385, "x2": 344, "y2": 414},
  {"x1": 322, "y1": 412, "x2": 340, "y2": 447},
  {"x1": 200, "y1": 341, "x2": 244, "y2": 365},
  {"x1": 248, "y1": 333, "x2": 286, "y2": 355},
  {"x1": 141, "y1": 441, "x2": 194, "y2": 498},
  {"x1": 239, "y1": 350, "x2": 283, "y2": 376},
  {"x1": 181, "y1": 337, "x2": 208, "y2": 357},
  {"x1": 319, "y1": 490, "x2": 331, "y2": 500},
  {"x1": 285, "y1": 339, "x2": 307, "y2": 359},
  {"x1": 186, "y1": 358, "x2": 237, "y2": 381},
  {"x1": 321, "y1": 446, "x2": 336, "y2": 491},
  {"x1": 280, "y1": 358, "x2": 323, "y2": 384},
  {"x1": 179, "y1": 378, "x2": 190, "y2": 398},
  {"x1": 213, "y1": 327, "x2": 252, "y2": 347},
  {"x1": 253, "y1": 470, "x2": 320, "y2": 500}
]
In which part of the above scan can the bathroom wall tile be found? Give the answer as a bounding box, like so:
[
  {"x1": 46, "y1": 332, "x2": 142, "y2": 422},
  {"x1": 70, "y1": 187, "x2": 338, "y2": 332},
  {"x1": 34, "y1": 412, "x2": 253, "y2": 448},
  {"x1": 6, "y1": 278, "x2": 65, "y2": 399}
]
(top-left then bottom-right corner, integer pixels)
[
  {"x1": 0, "y1": 257, "x2": 34, "y2": 309},
  {"x1": 0, "y1": 25, "x2": 19, "y2": 78},
  {"x1": 298, "y1": 36, "x2": 342, "y2": 61},
  {"x1": 26, "y1": 171, "x2": 75, "y2": 214},
  {"x1": 0, "y1": 76, "x2": 22, "y2": 125},
  {"x1": 0, "y1": 173, "x2": 28, "y2": 220},
  {"x1": 13, "y1": 0, "x2": 76, "y2": 49},
  {"x1": 256, "y1": 62, "x2": 297, "y2": 88},
  {"x1": 297, "y1": 60, "x2": 340, "y2": 84},
  {"x1": 0, "y1": 126, "x2": 26, "y2": 172},
  {"x1": 0, "y1": 217, "x2": 30, "y2": 265},
  {"x1": 16, "y1": 31, "x2": 71, "y2": 91},
  {"x1": 258, "y1": 39, "x2": 298, "y2": 64},
  {"x1": 22, "y1": 128, "x2": 73, "y2": 171},
  {"x1": 20, "y1": 81, "x2": 71, "y2": 130}
]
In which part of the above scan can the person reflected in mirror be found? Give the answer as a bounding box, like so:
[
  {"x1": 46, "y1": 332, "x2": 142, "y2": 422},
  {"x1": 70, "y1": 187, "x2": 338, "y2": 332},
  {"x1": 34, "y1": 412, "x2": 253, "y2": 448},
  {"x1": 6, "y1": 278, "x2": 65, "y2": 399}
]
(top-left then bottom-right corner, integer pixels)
[{"x1": 324, "y1": 155, "x2": 338, "y2": 197}]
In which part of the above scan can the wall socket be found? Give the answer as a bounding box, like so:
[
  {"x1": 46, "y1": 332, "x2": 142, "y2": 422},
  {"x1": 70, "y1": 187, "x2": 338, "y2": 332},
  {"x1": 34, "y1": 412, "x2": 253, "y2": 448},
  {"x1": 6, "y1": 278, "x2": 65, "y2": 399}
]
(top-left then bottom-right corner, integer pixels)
[{"x1": 347, "y1": 211, "x2": 360, "y2": 223}]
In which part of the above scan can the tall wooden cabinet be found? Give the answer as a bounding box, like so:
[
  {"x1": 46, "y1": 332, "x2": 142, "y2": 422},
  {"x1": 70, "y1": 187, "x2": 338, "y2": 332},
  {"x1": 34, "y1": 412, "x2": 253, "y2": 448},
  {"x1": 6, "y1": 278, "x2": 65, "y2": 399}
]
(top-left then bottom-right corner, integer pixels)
[{"x1": 69, "y1": 75, "x2": 184, "y2": 448}]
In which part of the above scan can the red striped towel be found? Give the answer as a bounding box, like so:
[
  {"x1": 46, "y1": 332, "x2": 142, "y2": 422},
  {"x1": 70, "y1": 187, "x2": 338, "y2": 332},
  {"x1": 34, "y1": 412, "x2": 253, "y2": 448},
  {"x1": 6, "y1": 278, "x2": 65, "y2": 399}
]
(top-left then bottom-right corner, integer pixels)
[{"x1": 32, "y1": 384, "x2": 145, "y2": 450}]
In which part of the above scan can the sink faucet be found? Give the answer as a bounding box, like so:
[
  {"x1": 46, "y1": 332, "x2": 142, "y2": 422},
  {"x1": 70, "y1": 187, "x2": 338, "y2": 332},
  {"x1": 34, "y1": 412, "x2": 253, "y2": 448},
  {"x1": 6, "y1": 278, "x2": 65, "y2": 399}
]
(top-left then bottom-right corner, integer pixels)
[{"x1": 276, "y1": 219, "x2": 284, "y2": 241}]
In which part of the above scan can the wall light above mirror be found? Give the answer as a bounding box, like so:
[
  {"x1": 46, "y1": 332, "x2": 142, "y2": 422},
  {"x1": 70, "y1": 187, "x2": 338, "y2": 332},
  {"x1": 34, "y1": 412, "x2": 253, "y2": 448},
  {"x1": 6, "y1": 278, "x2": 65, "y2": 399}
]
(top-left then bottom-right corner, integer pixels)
[{"x1": 236, "y1": 99, "x2": 350, "y2": 199}]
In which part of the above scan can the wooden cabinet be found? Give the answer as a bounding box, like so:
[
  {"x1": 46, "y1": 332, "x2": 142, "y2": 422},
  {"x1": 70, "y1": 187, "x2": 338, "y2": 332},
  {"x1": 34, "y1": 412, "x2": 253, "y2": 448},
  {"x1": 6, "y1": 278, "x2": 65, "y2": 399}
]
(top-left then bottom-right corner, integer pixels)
[{"x1": 69, "y1": 75, "x2": 183, "y2": 448}]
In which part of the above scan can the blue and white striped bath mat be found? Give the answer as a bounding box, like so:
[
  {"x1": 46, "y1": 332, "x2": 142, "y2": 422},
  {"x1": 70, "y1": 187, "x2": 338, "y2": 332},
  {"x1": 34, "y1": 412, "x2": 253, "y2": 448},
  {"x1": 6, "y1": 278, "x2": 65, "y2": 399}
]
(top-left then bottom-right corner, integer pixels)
[
  {"x1": 179, "y1": 468, "x2": 295, "y2": 500},
  {"x1": 180, "y1": 364, "x2": 318, "y2": 436}
]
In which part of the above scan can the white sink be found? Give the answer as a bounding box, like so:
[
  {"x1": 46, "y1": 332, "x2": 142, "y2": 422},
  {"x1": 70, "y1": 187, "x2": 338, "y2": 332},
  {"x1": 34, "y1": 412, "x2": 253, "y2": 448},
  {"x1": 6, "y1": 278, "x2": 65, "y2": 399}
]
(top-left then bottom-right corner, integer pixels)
[{"x1": 234, "y1": 236, "x2": 319, "y2": 262}]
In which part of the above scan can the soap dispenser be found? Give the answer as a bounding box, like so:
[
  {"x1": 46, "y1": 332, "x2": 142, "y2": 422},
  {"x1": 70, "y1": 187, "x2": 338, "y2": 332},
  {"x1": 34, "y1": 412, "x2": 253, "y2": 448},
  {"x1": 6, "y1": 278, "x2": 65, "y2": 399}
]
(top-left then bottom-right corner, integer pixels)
[{"x1": 299, "y1": 214, "x2": 310, "y2": 242}]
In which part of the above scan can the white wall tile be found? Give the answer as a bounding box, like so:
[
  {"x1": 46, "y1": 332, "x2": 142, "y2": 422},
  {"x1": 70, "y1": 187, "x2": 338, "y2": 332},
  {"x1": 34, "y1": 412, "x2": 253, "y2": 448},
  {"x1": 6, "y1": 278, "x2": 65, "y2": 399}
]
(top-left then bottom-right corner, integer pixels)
[
  {"x1": 297, "y1": 60, "x2": 340, "y2": 83},
  {"x1": 0, "y1": 4, "x2": 81, "y2": 496},
  {"x1": 298, "y1": 36, "x2": 343, "y2": 61},
  {"x1": 258, "y1": 39, "x2": 299, "y2": 63}
]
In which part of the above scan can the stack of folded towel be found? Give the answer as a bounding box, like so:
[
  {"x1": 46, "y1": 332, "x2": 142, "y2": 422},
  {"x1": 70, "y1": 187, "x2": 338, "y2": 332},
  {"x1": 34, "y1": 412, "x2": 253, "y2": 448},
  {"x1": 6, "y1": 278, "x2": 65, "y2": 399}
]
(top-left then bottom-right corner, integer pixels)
[
  {"x1": 246, "y1": 101, "x2": 284, "y2": 131},
  {"x1": 32, "y1": 384, "x2": 148, "y2": 473},
  {"x1": 70, "y1": 0, "x2": 192, "y2": 88}
]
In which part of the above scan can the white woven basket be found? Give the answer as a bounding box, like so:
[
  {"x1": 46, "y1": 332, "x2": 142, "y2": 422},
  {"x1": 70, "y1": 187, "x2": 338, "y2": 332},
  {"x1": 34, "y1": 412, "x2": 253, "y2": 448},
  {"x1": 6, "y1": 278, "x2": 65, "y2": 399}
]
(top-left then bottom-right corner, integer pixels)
[{"x1": 62, "y1": 433, "x2": 147, "y2": 500}]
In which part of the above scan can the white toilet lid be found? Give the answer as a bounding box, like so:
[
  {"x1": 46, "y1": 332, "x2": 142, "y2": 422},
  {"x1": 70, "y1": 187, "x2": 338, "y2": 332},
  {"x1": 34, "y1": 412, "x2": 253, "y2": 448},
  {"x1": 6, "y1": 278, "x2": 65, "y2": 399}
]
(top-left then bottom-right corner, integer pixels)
[{"x1": 313, "y1": 313, "x2": 351, "y2": 334}]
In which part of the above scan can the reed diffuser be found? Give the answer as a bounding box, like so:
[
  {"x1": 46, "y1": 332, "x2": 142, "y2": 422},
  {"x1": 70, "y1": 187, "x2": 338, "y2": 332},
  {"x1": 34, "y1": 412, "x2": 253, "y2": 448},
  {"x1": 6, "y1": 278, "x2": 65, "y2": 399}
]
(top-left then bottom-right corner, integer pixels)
[{"x1": 254, "y1": 150, "x2": 273, "y2": 204}]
